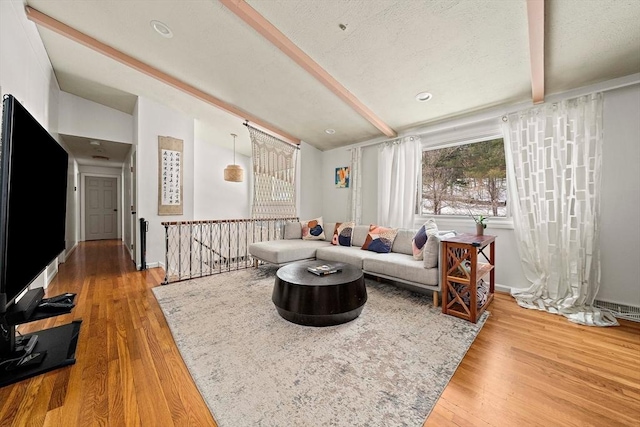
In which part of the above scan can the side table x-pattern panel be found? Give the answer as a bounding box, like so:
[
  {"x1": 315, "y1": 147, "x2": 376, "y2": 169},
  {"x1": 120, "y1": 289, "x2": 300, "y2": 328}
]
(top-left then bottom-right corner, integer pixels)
[{"x1": 441, "y1": 234, "x2": 495, "y2": 323}]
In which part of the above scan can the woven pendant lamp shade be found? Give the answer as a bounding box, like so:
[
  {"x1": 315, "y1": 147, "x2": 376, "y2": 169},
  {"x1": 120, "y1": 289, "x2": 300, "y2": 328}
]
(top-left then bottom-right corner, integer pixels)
[
  {"x1": 224, "y1": 133, "x2": 243, "y2": 182},
  {"x1": 224, "y1": 164, "x2": 243, "y2": 182}
]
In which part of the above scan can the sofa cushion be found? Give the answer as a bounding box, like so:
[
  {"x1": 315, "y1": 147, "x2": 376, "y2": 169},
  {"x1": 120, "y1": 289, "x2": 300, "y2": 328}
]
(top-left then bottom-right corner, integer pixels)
[
  {"x1": 391, "y1": 229, "x2": 415, "y2": 255},
  {"x1": 284, "y1": 222, "x2": 302, "y2": 239},
  {"x1": 301, "y1": 216, "x2": 326, "y2": 240},
  {"x1": 351, "y1": 225, "x2": 370, "y2": 247},
  {"x1": 316, "y1": 245, "x2": 380, "y2": 269},
  {"x1": 324, "y1": 222, "x2": 336, "y2": 241},
  {"x1": 363, "y1": 253, "x2": 439, "y2": 287},
  {"x1": 412, "y1": 219, "x2": 438, "y2": 260},
  {"x1": 332, "y1": 221, "x2": 355, "y2": 246},
  {"x1": 361, "y1": 224, "x2": 399, "y2": 253},
  {"x1": 249, "y1": 239, "x2": 331, "y2": 265}
]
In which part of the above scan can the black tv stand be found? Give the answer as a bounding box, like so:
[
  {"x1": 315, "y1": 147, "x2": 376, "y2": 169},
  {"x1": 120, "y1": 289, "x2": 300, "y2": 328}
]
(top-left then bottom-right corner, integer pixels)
[{"x1": 0, "y1": 289, "x2": 82, "y2": 387}]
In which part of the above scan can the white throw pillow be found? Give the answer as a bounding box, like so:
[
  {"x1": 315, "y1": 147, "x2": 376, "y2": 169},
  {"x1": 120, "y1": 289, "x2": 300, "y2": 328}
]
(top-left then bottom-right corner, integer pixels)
[
  {"x1": 411, "y1": 219, "x2": 438, "y2": 260},
  {"x1": 424, "y1": 231, "x2": 456, "y2": 269}
]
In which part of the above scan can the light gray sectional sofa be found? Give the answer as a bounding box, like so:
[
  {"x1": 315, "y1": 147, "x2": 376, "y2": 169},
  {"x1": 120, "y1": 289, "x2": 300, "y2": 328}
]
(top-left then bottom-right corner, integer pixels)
[{"x1": 249, "y1": 221, "x2": 456, "y2": 307}]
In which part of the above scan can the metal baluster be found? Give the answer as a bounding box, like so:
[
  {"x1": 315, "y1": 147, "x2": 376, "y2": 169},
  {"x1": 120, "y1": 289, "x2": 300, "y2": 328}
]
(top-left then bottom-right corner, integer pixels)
[
  {"x1": 162, "y1": 223, "x2": 170, "y2": 284},
  {"x1": 244, "y1": 220, "x2": 248, "y2": 268},
  {"x1": 189, "y1": 223, "x2": 193, "y2": 278},
  {"x1": 209, "y1": 222, "x2": 214, "y2": 273},
  {"x1": 177, "y1": 225, "x2": 181, "y2": 278}
]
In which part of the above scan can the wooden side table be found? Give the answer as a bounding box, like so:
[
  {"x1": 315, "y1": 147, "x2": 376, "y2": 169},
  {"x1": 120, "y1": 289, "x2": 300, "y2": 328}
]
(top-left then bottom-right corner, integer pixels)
[{"x1": 441, "y1": 233, "x2": 495, "y2": 323}]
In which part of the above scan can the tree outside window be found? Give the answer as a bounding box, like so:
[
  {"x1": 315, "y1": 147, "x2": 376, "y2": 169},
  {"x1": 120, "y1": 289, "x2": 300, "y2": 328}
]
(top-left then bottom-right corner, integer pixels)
[{"x1": 420, "y1": 138, "x2": 507, "y2": 217}]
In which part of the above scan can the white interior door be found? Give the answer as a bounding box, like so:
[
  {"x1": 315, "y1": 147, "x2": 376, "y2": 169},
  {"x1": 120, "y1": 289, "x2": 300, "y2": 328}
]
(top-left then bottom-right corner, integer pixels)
[{"x1": 85, "y1": 176, "x2": 118, "y2": 240}]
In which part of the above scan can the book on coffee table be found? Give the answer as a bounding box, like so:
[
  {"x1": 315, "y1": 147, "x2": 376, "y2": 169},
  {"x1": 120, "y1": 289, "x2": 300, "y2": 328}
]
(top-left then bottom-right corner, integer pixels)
[{"x1": 307, "y1": 263, "x2": 342, "y2": 276}]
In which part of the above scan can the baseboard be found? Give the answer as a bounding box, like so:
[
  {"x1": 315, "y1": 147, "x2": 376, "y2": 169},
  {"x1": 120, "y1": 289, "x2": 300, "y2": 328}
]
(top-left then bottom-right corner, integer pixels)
[
  {"x1": 494, "y1": 283, "x2": 511, "y2": 294},
  {"x1": 62, "y1": 243, "x2": 78, "y2": 262},
  {"x1": 137, "y1": 261, "x2": 161, "y2": 270}
]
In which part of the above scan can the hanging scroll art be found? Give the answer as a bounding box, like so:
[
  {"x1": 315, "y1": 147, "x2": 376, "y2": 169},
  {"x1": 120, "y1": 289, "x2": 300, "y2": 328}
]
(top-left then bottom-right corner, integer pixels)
[{"x1": 158, "y1": 136, "x2": 183, "y2": 215}]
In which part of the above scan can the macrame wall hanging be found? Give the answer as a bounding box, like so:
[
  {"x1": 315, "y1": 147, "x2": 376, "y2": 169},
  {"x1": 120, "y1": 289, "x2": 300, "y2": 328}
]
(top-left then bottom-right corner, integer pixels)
[{"x1": 246, "y1": 124, "x2": 298, "y2": 219}]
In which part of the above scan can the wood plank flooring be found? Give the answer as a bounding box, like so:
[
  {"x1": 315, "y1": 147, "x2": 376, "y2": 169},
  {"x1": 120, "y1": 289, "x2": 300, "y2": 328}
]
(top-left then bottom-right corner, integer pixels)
[{"x1": 1, "y1": 240, "x2": 638, "y2": 426}]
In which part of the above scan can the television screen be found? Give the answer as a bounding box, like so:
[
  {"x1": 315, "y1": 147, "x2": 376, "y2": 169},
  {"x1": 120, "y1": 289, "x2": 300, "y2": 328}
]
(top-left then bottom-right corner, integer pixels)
[{"x1": 0, "y1": 94, "x2": 68, "y2": 312}]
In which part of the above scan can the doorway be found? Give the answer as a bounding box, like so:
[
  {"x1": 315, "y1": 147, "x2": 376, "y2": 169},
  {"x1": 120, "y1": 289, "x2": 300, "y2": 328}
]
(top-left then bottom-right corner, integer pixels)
[{"x1": 84, "y1": 176, "x2": 118, "y2": 240}]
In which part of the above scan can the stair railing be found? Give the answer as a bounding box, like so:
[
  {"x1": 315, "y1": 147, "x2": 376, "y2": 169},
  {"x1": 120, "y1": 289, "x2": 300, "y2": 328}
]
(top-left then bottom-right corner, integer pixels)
[{"x1": 161, "y1": 217, "x2": 298, "y2": 284}]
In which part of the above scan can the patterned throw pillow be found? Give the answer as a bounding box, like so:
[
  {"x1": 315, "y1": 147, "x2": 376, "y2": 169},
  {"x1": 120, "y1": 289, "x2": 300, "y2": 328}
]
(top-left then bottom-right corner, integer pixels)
[
  {"x1": 331, "y1": 221, "x2": 355, "y2": 246},
  {"x1": 301, "y1": 216, "x2": 325, "y2": 240},
  {"x1": 361, "y1": 224, "x2": 399, "y2": 253},
  {"x1": 411, "y1": 219, "x2": 438, "y2": 260}
]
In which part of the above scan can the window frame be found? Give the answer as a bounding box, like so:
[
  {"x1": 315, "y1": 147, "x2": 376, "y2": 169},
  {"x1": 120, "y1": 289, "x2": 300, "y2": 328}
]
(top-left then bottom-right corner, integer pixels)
[{"x1": 415, "y1": 131, "x2": 514, "y2": 230}]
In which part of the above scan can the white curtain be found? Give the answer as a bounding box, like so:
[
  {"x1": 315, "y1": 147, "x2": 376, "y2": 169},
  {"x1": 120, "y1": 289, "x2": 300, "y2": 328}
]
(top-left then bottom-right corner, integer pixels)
[
  {"x1": 347, "y1": 146, "x2": 363, "y2": 224},
  {"x1": 502, "y1": 93, "x2": 617, "y2": 326},
  {"x1": 378, "y1": 136, "x2": 420, "y2": 229}
]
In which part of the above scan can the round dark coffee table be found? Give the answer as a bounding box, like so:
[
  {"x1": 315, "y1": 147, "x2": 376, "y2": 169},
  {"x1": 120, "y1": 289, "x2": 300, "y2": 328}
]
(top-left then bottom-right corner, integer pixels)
[{"x1": 272, "y1": 260, "x2": 367, "y2": 327}]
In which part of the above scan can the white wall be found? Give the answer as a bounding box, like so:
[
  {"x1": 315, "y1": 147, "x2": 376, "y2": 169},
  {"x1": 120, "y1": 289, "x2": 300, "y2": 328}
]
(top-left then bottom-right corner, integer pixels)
[
  {"x1": 599, "y1": 84, "x2": 640, "y2": 306},
  {"x1": 58, "y1": 91, "x2": 134, "y2": 143},
  {"x1": 193, "y1": 132, "x2": 251, "y2": 220},
  {"x1": 321, "y1": 82, "x2": 640, "y2": 301},
  {"x1": 320, "y1": 143, "x2": 525, "y2": 289},
  {"x1": 0, "y1": 0, "x2": 58, "y2": 129},
  {"x1": 136, "y1": 96, "x2": 194, "y2": 268},
  {"x1": 0, "y1": 0, "x2": 78, "y2": 289},
  {"x1": 320, "y1": 147, "x2": 350, "y2": 222},
  {"x1": 298, "y1": 142, "x2": 323, "y2": 220},
  {"x1": 320, "y1": 145, "x2": 379, "y2": 225}
]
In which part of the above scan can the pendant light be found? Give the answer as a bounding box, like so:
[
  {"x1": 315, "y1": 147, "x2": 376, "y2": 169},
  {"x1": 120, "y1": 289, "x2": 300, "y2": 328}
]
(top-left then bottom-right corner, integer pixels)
[{"x1": 224, "y1": 133, "x2": 243, "y2": 182}]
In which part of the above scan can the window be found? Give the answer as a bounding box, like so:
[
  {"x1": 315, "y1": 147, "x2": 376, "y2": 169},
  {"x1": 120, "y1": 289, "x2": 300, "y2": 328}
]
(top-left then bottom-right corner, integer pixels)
[{"x1": 420, "y1": 138, "x2": 507, "y2": 217}]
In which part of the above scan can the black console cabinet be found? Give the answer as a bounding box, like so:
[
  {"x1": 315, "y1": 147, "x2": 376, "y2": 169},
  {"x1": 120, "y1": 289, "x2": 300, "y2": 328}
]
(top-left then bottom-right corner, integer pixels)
[{"x1": 0, "y1": 289, "x2": 82, "y2": 387}]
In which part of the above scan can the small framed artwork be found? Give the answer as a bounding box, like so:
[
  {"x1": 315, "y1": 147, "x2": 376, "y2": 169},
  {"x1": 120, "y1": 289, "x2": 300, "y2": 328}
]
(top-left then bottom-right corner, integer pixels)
[{"x1": 335, "y1": 166, "x2": 350, "y2": 188}]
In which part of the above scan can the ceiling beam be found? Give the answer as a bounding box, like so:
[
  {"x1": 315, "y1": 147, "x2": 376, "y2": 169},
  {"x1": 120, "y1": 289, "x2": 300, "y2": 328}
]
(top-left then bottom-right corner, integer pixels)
[
  {"x1": 24, "y1": 6, "x2": 301, "y2": 145},
  {"x1": 219, "y1": 0, "x2": 397, "y2": 138},
  {"x1": 527, "y1": 0, "x2": 545, "y2": 104}
]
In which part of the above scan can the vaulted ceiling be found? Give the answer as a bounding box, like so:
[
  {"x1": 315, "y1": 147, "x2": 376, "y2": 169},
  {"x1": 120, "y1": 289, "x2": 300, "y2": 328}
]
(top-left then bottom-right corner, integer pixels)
[{"x1": 23, "y1": 0, "x2": 640, "y2": 162}]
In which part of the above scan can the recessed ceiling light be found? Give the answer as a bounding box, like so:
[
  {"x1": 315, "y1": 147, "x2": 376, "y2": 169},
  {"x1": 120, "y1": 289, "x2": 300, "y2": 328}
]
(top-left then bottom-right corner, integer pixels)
[
  {"x1": 89, "y1": 140, "x2": 100, "y2": 146},
  {"x1": 415, "y1": 92, "x2": 433, "y2": 102},
  {"x1": 325, "y1": 129, "x2": 336, "y2": 134},
  {"x1": 151, "y1": 20, "x2": 173, "y2": 38}
]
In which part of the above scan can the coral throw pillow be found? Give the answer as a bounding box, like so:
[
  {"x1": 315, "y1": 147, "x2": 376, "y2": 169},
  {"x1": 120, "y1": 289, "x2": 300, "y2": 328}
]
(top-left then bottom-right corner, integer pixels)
[
  {"x1": 411, "y1": 219, "x2": 438, "y2": 260},
  {"x1": 331, "y1": 221, "x2": 355, "y2": 246},
  {"x1": 361, "y1": 224, "x2": 399, "y2": 253},
  {"x1": 301, "y1": 217, "x2": 325, "y2": 240}
]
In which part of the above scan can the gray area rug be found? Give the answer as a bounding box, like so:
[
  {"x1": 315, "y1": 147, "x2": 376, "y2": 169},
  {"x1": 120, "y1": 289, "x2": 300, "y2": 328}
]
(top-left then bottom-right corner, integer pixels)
[{"x1": 152, "y1": 266, "x2": 488, "y2": 427}]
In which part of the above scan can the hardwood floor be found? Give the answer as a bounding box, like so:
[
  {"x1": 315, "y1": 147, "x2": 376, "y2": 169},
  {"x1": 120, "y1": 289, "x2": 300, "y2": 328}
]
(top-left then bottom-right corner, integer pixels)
[
  {"x1": 1, "y1": 240, "x2": 638, "y2": 426},
  {"x1": 0, "y1": 240, "x2": 216, "y2": 427}
]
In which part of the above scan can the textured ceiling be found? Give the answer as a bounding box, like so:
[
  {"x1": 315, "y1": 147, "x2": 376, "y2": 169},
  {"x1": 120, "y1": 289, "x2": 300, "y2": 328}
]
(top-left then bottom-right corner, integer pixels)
[{"x1": 23, "y1": 0, "x2": 640, "y2": 164}]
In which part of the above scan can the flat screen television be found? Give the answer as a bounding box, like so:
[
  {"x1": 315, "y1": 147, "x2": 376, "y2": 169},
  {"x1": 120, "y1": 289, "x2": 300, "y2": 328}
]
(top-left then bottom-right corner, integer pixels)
[{"x1": 0, "y1": 94, "x2": 68, "y2": 314}]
